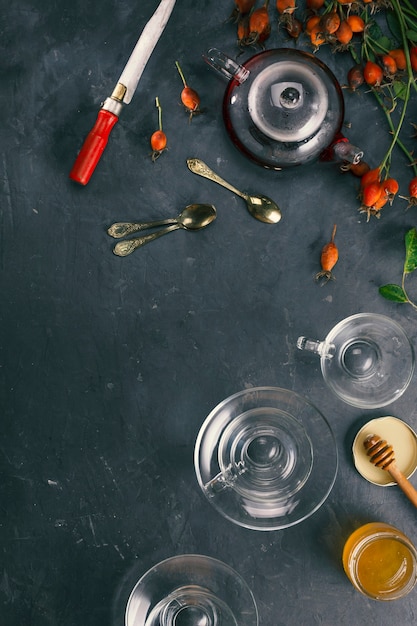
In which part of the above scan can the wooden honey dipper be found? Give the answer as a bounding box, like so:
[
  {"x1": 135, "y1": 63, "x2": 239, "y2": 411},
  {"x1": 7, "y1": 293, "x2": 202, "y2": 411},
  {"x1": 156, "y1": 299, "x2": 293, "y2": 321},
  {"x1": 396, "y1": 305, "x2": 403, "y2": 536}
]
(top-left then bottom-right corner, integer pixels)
[{"x1": 364, "y1": 434, "x2": 417, "y2": 508}]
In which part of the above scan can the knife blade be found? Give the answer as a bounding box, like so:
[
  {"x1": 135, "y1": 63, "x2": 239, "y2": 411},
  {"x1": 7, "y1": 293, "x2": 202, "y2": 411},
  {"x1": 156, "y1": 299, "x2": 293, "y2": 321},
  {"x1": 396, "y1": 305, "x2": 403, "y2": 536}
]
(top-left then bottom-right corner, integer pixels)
[{"x1": 69, "y1": 0, "x2": 177, "y2": 186}]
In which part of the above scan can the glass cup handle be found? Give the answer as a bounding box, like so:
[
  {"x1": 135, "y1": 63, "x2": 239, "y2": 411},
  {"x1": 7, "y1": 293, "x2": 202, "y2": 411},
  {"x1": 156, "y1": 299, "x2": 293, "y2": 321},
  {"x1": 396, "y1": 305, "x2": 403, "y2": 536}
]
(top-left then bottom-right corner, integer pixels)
[
  {"x1": 297, "y1": 337, "x2": 335, "y2": 359},
  {"x1": 203, "y1": 463, "x2": 246, "y2": 497},
  {"x1": 203, "y1": 48, "x2": 250, "y2": 84}
]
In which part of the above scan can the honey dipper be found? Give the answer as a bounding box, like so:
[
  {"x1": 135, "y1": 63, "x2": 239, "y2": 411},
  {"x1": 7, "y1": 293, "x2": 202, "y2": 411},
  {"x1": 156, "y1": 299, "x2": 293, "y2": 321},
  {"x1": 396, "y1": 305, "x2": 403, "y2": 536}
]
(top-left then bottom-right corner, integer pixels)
[{"x1": 364, "y1": 434, "x2": 417, "y2": 508}]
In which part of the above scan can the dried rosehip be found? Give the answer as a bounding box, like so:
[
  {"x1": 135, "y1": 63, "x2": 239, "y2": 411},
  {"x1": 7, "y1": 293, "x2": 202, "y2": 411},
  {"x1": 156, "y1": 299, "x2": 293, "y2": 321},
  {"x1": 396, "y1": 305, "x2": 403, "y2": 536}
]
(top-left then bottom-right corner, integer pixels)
[
  {"x1": 307, "y1": 0, "x2": 325, "y2": 9},
  {"x1": 285, "y1": 16, "x2": 303, "y2": 39},
  {"x1": 320, "y1": 11, "x2": 340, "y2": 35},
  {"x1": 347, "y1": 64, "x2": 364, "y2": 91}
]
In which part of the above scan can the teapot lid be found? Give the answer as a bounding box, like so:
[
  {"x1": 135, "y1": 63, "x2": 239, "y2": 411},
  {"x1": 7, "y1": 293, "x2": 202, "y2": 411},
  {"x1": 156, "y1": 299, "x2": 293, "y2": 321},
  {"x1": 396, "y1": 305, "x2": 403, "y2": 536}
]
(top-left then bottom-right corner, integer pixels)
[{"x1": 223, "y1": 49, "x2": 344, "y2": 169}]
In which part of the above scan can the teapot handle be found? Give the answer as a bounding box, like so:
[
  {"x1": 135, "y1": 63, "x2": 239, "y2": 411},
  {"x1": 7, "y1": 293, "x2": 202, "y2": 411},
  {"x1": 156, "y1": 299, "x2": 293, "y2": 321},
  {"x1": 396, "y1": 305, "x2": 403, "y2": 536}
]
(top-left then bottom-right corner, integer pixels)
[{"x1": 203, "y1": 47, "x2": 250, "y2": 84}]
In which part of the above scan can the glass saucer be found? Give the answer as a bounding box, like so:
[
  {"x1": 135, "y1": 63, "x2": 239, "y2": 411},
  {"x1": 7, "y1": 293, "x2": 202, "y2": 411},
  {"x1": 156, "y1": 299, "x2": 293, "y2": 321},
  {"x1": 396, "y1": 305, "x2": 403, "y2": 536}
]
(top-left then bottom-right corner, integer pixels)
[
  {"x1": 194, "y1": 387, "x2": 338, "y2": 530},
  {"x1": 125, "y1": 554, "x2": 258, "y2": 626}
]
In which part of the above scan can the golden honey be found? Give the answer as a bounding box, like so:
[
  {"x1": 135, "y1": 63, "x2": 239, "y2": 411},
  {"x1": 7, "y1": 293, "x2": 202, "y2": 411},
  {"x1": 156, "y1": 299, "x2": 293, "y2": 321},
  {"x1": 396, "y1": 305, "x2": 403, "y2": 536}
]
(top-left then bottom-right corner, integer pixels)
[{"x1": 343, "y1": 522, "x2": 417, "y2": 600}]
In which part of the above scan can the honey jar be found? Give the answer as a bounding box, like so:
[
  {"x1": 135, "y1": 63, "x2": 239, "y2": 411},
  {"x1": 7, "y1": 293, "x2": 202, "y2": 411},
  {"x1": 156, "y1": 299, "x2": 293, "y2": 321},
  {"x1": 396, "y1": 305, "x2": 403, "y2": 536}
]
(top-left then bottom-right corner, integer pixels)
[{"x1": 343, "y1": 522, "x2": 417, "y2": 600}]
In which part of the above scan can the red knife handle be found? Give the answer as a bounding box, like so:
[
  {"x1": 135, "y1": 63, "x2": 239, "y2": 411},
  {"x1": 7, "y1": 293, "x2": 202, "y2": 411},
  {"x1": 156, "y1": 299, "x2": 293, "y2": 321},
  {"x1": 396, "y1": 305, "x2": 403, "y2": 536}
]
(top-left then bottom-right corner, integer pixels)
[{"x1": 69, "y1": 109, "x2": 119, "y2": 185}]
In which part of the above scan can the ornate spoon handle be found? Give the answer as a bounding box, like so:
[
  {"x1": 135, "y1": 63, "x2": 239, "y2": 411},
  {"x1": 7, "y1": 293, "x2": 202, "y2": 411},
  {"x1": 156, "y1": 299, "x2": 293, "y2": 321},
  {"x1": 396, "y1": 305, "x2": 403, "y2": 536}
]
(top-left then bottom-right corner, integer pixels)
[
  {"x1": 113, "y1": 224, "x2": 180, "y2": 256},
  {"x1": 187, "y1": 158, "x2": 246, "y2": 199},
  {"x1": 108, "y1": 218, "x2": 177, "y2": 238}
]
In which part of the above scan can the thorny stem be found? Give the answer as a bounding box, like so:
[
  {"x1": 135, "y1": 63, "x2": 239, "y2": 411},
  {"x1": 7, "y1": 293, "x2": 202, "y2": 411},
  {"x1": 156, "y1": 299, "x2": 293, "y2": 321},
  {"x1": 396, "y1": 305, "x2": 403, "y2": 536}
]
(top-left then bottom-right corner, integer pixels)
[
  {"x1": 392, "y1": 0, "x2": 416, "y2": 89},
  {"x1": 349, "y1": 1, "x2": 417, "y2": 178},
  {"x1": 372, "y1": 83, "x2": 417, "y2": 178},
  {"x1": 379, "y1": 80, "x2": 412, "y2": 175}
]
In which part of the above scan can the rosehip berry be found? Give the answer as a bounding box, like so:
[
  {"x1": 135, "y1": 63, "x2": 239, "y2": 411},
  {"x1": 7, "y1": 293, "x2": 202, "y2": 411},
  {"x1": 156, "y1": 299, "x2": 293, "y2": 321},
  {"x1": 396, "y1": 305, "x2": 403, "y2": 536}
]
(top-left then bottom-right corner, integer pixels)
[
  {"x1": 411, "y1": 47, "x2": 417, "y2": 72},
  {"x1": 335, "y1": 20, "x2": 353, "y2": 46},
  {"x1": 410, "y1": 177, "x2": 417, "y2": 199},
  {"x1": 307, "y1": 0, "x2": 325, "y2": 9},
  {"x1": 359, "y1": 181, "x2": 386, "y2": 221},
  {"x1": 363, "y1": 60, "x2": 383, "y2": 87},
  {"x1": 362, "y1": 181, "x2": 383, "y2": 207},
  {"x1": 346, "y1": 15, "x2": 365, "y2": 33},
  {"x1": 381, "y1": 54, "x2": 397, "y2": 76},
  {"x1": 389, "y1": 49, "x2": 406, "y2": 70},
  {"x1": 382, "y1": 178, "x2": 399, "y2": 204},
  {"x1": 360, "y1": 167, "x2": 381, "y2": 188},
  {"x1": 400, "y1": 176, "x2": 417, "y2": 209},
  {"x1": 349, "y1": 160, "x2": 370, "y2": 178}
]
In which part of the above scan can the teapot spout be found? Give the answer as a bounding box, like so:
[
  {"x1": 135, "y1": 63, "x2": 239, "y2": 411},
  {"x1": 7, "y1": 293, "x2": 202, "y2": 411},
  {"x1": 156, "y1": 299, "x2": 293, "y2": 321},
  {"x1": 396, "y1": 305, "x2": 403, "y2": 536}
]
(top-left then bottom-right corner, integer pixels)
[{"x1": 203, "y1": 48, "x2": 250, "y2": 84}]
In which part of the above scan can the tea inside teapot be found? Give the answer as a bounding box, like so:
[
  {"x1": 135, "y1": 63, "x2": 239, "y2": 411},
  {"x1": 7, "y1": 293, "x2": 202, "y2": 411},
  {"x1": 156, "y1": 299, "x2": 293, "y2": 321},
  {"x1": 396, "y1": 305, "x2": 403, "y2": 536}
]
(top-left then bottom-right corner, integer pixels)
[{"x1": 206, "y1": 48, "x2": 363, "y2": 169}]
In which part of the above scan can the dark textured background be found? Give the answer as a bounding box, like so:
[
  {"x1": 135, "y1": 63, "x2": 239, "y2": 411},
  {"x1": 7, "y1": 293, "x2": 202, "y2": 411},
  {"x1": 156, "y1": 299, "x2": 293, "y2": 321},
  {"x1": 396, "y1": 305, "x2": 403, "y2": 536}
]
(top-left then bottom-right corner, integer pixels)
[{"x1": 2, "y1": 1, "x2": 417, "y2": 624}]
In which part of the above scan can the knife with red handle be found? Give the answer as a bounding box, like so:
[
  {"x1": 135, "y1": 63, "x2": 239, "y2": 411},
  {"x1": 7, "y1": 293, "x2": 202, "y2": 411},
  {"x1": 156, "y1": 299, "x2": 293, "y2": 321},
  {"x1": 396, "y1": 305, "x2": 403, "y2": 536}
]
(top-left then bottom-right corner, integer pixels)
[{"x1": 70, "y1": 0, "x2": 177, "y2": 186}]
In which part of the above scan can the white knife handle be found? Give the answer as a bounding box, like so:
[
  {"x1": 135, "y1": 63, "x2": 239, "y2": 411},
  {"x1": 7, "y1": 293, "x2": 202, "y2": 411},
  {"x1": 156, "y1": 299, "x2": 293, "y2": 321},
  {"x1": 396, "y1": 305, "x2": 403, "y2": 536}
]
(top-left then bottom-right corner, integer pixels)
[{"x1": 119, "y1": 0, "x2": 177, "y2": 104}]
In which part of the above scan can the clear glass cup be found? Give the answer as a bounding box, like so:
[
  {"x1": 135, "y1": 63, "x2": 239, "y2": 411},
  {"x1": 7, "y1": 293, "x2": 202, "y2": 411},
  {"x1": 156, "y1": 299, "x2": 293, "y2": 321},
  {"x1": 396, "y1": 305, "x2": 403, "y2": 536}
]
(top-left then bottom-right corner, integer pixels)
[
  {"x1": 194, "y1": 387, "x2": 338, "y2": 530},
  {"x1": 343, "y1": 522, "x2": 417, "y2": 601},
  {"x1": 297, "y1": 313, "x2": 415, "y2": 408},
  {"x1": 125, "y1": 554, "x2": 258, "y2": 626}
]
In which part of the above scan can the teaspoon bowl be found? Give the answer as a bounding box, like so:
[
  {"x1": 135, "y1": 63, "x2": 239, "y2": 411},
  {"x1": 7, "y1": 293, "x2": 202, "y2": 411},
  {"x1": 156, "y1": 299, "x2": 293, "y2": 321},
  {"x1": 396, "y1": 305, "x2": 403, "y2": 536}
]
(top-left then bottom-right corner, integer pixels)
[
  {"x1": 110, "y1": 203, "x2": 217, "y2": 256},
  {"x1": 187, "y1": 158, "x2": 282, "y2": 224}
]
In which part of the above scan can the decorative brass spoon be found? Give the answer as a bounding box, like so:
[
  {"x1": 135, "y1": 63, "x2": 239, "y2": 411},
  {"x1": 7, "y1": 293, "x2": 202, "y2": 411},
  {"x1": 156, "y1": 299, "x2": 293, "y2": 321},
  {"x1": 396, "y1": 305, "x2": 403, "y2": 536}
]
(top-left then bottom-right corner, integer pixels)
[
  {"x1": 111, "y1": 203, "x2": 216, "y2": 256},
  {"x1": 364, "y1": 434, "x2": 417, "y2": 508},
  {"x1": 187, "y1": 158, "x2": 282, "y2": 224},
  {"x1": 107, "y1": 203, "x2": 215, "y2": 238}
]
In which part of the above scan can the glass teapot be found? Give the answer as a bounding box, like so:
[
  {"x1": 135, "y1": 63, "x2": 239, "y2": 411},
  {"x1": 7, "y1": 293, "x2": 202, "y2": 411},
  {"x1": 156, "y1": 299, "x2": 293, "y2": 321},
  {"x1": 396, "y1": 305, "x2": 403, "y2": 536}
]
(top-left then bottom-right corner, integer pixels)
[{"x1": 204, "y1": 47, "x2": 363, "y2": 170}]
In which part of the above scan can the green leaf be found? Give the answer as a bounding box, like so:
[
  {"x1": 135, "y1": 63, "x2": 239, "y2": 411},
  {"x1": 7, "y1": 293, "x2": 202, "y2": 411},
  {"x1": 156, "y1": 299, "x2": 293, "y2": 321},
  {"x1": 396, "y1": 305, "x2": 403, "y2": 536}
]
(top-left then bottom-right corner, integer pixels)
[
  {"x1": 404, "y1": 227, "x2": 417, "y2": 274},
  {"x1": 379, "y1": 284, "x2": 408, "y2": 303},
  {"x1": 367, "y1": 21, "x2": 384, "y2": 40},
  {"x1": 406, "y1": 29, "x2": 417, "y2": 44},
  {"x1": 393, "y1": 81, "x2": 408, "y2": 100},
  {"x1": 374, "y1": 35, "x2": 396, "y2": 52},
  {"x1": 385, "y1": 11, "x2": 402, "y2": 44}
]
